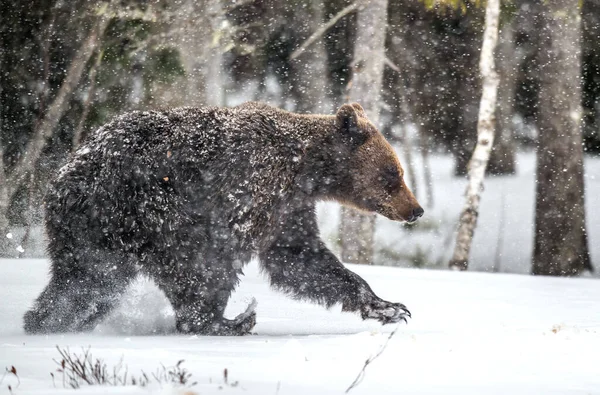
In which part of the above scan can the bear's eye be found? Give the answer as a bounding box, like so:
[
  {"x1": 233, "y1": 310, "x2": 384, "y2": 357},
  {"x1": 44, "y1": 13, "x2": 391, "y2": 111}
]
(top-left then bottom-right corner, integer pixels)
[{"x1": 379, "y1": 166, "x2": 401, "y2": 192}]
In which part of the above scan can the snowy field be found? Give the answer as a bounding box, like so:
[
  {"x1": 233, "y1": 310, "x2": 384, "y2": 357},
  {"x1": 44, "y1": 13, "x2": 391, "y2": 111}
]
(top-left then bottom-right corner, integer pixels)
[{"x1": 1, "y1": 259, "x2": 600, "y2": 394}]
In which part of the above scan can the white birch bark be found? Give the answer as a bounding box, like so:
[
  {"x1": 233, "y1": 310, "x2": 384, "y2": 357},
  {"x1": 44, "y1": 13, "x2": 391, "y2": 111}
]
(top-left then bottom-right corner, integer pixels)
[
  {"x1": 448, "y1": 0, "x2": 501, "y2": 271},
  {"x1": 339, "y1": 0, "x2": 387, "y2": 265}
]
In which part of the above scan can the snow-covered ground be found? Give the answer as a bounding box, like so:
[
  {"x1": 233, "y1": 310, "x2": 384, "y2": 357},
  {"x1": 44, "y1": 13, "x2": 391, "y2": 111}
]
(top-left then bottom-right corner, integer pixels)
[
  {"x1": 1, "y1": 258, "x2": 599, "y2": 394},
  {"x1": 2, "y1": 150, "x2": 598, "y2": 393}
]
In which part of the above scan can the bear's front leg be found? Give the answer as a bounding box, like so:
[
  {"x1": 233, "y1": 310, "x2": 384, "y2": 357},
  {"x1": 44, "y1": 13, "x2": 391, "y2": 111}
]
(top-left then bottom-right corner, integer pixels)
[{"x1": 259, "y1": 237, "x2": 410, "y2": 325}]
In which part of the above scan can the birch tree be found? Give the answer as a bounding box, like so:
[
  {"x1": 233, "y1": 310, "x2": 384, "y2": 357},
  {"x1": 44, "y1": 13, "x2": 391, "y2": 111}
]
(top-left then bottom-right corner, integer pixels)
[
  {"x1": 339, "y1": 0, "x2": 388, "y2": 265},
  {"x1": 448, "y1": 0, "x2": 501, "y2": 271},
  {"x1": 532, "y1": 0, "x2": 592, "y2": 276}
]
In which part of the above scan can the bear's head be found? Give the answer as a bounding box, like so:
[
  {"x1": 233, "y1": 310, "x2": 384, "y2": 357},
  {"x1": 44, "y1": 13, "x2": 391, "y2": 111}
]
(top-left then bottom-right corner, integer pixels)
[{"x1": 324, "y1": 103, "x2": 423, "y2": 223}]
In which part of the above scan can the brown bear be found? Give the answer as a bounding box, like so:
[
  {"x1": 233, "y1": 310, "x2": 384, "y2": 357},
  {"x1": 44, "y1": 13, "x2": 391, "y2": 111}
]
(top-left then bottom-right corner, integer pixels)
[{"x1": 23, "y1": 102, "x2": 423, "y2": 335}]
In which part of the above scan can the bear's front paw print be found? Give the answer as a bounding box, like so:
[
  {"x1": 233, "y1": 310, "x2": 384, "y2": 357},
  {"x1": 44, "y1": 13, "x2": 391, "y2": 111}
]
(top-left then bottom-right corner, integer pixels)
[{"x1": 360, "y1": 299, "x2": 411, "y2": 325}]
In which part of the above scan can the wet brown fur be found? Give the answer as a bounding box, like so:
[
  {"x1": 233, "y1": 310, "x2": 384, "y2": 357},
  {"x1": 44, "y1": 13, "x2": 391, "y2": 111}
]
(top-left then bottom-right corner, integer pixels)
[
  {"x1": 323, "y1": 103, "x2": 421, "y2": 222},
  {"x1": 23, "y1": 101, "x2": 422, "y2": 335}
]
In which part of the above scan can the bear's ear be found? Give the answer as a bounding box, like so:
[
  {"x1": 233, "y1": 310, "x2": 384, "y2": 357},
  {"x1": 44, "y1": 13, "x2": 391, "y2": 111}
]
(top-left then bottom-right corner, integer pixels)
[
  {"x1": 351, "y1": 103, "x2": 367, "y2": 118},
  {"x1": 336, "y1": 104, "x2": 369, "y2": 147}
]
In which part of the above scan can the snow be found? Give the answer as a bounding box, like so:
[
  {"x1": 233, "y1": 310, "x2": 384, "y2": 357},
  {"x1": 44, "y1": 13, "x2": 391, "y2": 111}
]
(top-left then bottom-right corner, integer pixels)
[{"x1": 2, "y1": 259, "x2": 600, "y2": 394}]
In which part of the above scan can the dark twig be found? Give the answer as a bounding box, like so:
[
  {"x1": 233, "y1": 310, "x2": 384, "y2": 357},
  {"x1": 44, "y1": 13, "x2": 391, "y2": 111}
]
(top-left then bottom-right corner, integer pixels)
[
  {"x1": 345, "y1": 324, "x2": 400, "y2": 393},
  {"x1": 384, "y1": 57, "x2": 402, "y2": 73}
]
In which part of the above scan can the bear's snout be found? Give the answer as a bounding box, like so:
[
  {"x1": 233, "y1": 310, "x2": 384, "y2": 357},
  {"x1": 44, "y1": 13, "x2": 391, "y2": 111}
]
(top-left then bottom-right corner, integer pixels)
[
  {"x1": 385, "y1": 179, "x2": 424, "y2": 223},
  {"x1": 407, "y1": 207, "x2": 424, "y2": 223}
]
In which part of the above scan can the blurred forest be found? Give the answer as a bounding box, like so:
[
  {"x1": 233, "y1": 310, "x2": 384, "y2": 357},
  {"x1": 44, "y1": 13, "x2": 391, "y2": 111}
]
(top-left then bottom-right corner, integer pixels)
[{"x1": 0, "y1": 0, "x2": 598, "y2": 276}]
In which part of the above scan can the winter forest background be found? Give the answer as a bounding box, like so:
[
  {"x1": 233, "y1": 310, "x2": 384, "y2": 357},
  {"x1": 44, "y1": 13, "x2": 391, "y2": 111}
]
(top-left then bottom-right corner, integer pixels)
[
  {"x1": 2, "y1": 1, "x2": 600, "y2": 394},
  {"x1": 1, "y1": 0, "x2": 599, "y2": 277}
]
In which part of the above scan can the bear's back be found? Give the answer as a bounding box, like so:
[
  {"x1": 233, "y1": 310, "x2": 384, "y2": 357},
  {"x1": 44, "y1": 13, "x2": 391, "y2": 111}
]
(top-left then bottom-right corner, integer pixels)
[{"x1": 45, "y1": 105, "x2": 310, "y2": 251}]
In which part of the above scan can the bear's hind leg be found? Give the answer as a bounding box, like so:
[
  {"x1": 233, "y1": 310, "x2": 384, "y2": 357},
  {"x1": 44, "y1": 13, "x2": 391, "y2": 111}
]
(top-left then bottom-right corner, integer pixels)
[
  {"x1": 24, "y1": 251, "x2": 136, "y2": 334},
  {"x1": 152, "y1": 260, "x2": 256, "y2": 336}
]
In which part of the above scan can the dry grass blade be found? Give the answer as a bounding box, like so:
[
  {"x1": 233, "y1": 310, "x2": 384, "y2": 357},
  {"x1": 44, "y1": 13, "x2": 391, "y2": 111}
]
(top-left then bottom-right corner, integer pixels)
[
  {"x1": 53, "y1": 346, "x2": 196, "y2": 389},
  {"x1": 1, "y1": 365, "x2": 20, "y2": 389}
]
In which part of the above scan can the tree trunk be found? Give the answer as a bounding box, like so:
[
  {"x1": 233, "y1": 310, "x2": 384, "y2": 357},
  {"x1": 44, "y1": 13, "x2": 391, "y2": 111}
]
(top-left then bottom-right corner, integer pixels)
[
  {"x1": 173, "y1": 0, "x2": 206, "y2": 106},
  {"x1": 488, "y1": 21, "x2": 516, "y2": 175},
  {"x1": 339, "y1": 0, "x2": 387, "y2": 265},
  {"x1": 0, "y1": 44, "x2": 7, "y2": 249},
  {"x1": 0, "y1": 142, "x2": 8, "y2": 253},
  {"x1": 532, "y1": 0, "x2": 592, "y2": 276},
  {"x1": 449, "y1": 0, "x2": 501, "y2": 271}
]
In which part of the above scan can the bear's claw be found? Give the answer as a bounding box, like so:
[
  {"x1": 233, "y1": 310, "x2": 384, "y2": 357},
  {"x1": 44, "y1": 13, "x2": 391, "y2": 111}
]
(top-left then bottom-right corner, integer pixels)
[
  {"x1": 361, "y1": 299, "x2": 411, "y2": 325},
  {"x1": 220, "y1": 297, "x2": 258, "y2": 336}
]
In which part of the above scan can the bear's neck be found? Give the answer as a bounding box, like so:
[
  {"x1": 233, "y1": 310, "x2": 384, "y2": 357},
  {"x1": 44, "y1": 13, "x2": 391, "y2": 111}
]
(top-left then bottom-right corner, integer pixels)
[
  {"x1": 283, "y1": 113, "x2": 342, "y2": 201},
  {"x1": 287, "y1": 113, "x2": 338, "y2": 141}
]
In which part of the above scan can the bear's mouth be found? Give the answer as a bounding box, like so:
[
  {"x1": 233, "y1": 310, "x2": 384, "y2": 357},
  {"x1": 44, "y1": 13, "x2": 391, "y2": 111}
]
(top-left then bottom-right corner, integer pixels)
[
  {"x1": 406, "y1": 216, "x2": 419, "y2": 224},
  {"x1": 375, "y1": 203, "x2": 406, "y2": 222}
]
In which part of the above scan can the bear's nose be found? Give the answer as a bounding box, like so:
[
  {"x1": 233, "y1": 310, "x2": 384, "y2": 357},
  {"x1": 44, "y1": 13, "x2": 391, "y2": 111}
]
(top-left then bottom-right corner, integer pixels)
[{"x1": 408, "y1": 207, "x2": 424, "y2": 222}]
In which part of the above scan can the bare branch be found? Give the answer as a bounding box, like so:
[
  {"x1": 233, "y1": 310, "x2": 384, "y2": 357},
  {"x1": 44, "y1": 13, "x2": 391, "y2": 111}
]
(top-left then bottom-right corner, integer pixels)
[
  {"x1": 73, "y1": 49, "x2": 104, "y2": 150},
  {"x1": 345, "y1": 324, "x2": 400, "y2": 393},
  {"x1": 289, "y1": 2, "x2": 359, "y2": 60},
  {"x1": 384, "y1": 56, "x2": 402, "y2": 73}
]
